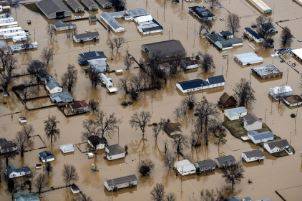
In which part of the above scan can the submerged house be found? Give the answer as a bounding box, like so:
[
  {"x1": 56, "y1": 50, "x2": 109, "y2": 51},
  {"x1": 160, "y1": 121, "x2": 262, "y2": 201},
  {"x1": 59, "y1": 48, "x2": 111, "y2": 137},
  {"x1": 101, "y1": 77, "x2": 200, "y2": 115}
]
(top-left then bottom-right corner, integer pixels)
[
  {"x1": 242, "y1": 113, "x2": 262, "y2": 131},
  {"x1": 105, "y1": 144, "x2": 126, "y2": 160},
  {"x1": 65, "y1": 0, "x2": 85, "y2": 13},
  {"x1": 244, "y1": 27, "x2": 264, "y2": 43},
  {"x1": 52, "y1": 20, "x2": 76, "y2": 31},
  {"x1": 194, "y1": 159, "x2": 216, "y2": 174},
  {"x1": 39, "y1": 151, "x2": 55, "y2": 163},
  {"x1": 80, "y1": 0, "x2": 98, "y2": 11},
  {"x1": 205, "y1": 31, "x2": 243, "y2": 51},
  {"x1": 218, "y1": 92, "x2": 237, "y2": 109},
  {"x1": 234, "y1": 52, "x2": 264, "y2": 66},
  {"x1": 174, "y1": 159, "x2": 196, "y2": 176},
  {"x1": 224, "y1": 107, "x2": 247, "y2": 121},
  {"x1": 68, "y1": 100, "x2": 90, "y2": 114},
  {"x1": 73, "y1": 31, "x2": 99, "y2": 43},
  {"x1": 50, "y1": 91, "x2": 74, "y2": 105},
  {"x1": 268, "y1": 85, "x2": 293, "y2": 100},
  {"x1": 283, "y1": 95, "x2": 302, "y2": 107},
  {"x1": 5, "y1": 166, "x2": 31, "y2": 179},
  {"x1": 176, "y1": 75, "x2": 225, "y2": 94},
  {"x1": 247, "y1": 130, "x2": 274, "y2": 144},
  {"x1": 95, "y1": 0, "x2": 112, "y2": 9},
  {"x1": 104, "y1": 174, "x2": 138, "y2": 191},
  {"x1": 263, "y1": 139, "x2": 292, "y2": 155},
  {"x1": 13, "y1": 192, "x2": 40, "y2": 201},
  {"x1": 36, "y1": 0, "x2": 71, "y2": 19},
  {"x1": 189, "y1": 6, "x2": 215, "y2": 21},
  {"x1": 242, "y1": 149, "x2": 265, "y2": 163},
  {"x1": 45, "y1": 77, "x2": 63, "y2": 94},
  {"x1": 78, "y1": 51, "x2": 107, "y2": 65},
  {"x1": 251, "y1": 64, "x2": 282, "y2": 80},
  {"x1": 215, "y1": 155, "x2": 237, "y2": 168}
]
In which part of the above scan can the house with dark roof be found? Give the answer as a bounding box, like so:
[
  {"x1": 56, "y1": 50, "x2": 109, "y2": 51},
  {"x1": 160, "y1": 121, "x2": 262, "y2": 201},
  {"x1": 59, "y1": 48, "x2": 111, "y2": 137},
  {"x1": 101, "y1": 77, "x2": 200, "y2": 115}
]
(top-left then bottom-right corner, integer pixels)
[
  {"x1": 189, "y1": 6, "x2": 215, "y2": 21},
  {"x1": 194, "y1": 159, "x2": 216, "y2": 174},
  {"x1": 244, "y1": 27, "x2": 264, "y2": 43},
  {"x1": 263, "y1": 139, "x2": 292, "y2": 155},
  {"x1": 68, "y1": 100, "x2": 90, "y2": 114},
  {"x1": 105, "y1": 144, "x2": 126, "y2": 160},
  {"x1": 218, "y1": 92, "x2": 237, "y2": 109},
  {"x1": 247, "y1": 130, "x2": 274, "y2": 144},
  {"x1": 242, "y1": 149, "x2": 265, "y2": 163},
  {"x1": 142, "y1": 40, "x2": 186, "y2": 62},
  {"x1": 65, "y1": 0, "x2": 85, "y2": 13},
  {"x1": 49, "y1": 91, "x2": 74, "y2": 105},
  {"x1": 95, "y1": 0, "x2": 112, "y2": 9},
  {"x1": 39, "y1": 151, "x2": 55, "y2": 163},
  {"x1": 73, "y1": 31, "x2": 99, "y2": 43},
  {"x1": 104, "y1": 174, "x2": 138, "y2": 191},
  {"x1": 176, "y1": 75, "x2": 225, "y2": 94},
  {"x1": 5, "y1": 166, "x2": 32, "y2": 179},
  {"x1": 0, "y1": 138, "x2": 18, "y2": 155},
  {"x1": 205, "y1": 31, "x2": 243, "y2": 51},
  {"x1": 283, "y1": 95, "x2": 302, "y2": 107},
  {"x1": 78, "y1": 51, "x2": 107, "y2": 65},
  {"x1": 36, "y1": 0, "x2": 71, "y2": 19},
  {"x1": 243, "y1": 113, "x2": 262, "y2": 131},
  {"x1": 87, "y1": 135, "x2": 107, "y2": 150},
  {"x1": 52, "y1": 20, "x2": 76, "y2": 31},
  {"x1": 80, "y1": 0, "x2": 98, "y2": 11},
  {"x1": 215, "y1": 155, "x2": 236, "y2": 168}
]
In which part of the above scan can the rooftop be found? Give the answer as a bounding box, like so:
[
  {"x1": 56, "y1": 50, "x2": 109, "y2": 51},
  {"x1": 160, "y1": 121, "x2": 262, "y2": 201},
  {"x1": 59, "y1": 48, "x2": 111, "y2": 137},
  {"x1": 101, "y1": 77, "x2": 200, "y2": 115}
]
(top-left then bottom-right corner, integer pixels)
[
  {"x1": 36, "y1": 0, "x2": 71, "y2": 19},
  {"x1": 105, "y1": 174, "x2": 137, "y2": 187},
  {"x1": 243, "y1": 113, "x2": 260, "y2": 125},
  {"x1": 106, "y1": 144, "x2": 125, "y2": 156},
  {"x1": 248, "y1": 130, "x2": 274, "y2": 141},
  {"x1": 243, "y1": 149, "x2": 264, "y2": 158}
]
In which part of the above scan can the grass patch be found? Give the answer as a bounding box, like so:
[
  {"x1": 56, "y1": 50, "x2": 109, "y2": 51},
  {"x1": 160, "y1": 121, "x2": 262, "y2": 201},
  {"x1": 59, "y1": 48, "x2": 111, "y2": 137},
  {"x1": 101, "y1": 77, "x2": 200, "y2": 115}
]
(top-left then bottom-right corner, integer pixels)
[{"x1": 223, "y1": 119, "x2": 271, "y2": 139}]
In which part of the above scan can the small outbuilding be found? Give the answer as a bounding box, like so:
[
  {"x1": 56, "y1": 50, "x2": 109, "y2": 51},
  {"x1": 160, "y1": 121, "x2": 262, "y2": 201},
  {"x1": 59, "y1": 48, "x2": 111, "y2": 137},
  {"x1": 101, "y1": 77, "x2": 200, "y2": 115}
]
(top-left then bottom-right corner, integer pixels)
[
  {"x1": 215, "y1": 155, "x2": 236, "y2": 168},
  {"x1": 105, "y1": 144, "x2": 126, "y2": 160},
  {"x1": 87, "y1": 135, "x2": 107, "y2": 150},
  {"x1": 174, "y1": 159, "x2": 196, "y2": 176},
  {"x1": 224, "y1": 107, "x2": 247, "y2": 121},
  {"x1": 194, "y1": 159, "x2": 216, "y2": 174},
  {"x1": 283, "y1": 95, "x2": 302, "y2": 107},
  {"x1": 60, "y1": 144, "x2": 75, "y2": 154},
  {"x1": 39, "y1": 151, "x2": 55, "y2": 163},
  {"x1": 104, "y1": 174, "x2": 138, "y2": 191},
  {"x1": 242, "y1": 150, "x2": 265, "y2": 163}
]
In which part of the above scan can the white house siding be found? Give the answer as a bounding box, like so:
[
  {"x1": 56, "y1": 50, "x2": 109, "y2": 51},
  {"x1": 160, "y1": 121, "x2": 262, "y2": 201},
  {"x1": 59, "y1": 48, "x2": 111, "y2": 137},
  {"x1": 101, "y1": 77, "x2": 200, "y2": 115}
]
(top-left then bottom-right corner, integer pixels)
[{"x1": 244, "y1": 121, "x2": 262, "y2": 131}]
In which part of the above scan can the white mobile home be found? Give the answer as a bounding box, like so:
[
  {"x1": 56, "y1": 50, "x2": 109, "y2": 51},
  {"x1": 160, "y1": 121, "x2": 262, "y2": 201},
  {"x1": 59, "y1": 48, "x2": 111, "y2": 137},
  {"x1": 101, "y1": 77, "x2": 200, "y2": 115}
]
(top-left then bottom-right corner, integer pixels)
[
  {"x1": 246, "y1": 0, "x2": 272, "y2": 14},
  {"x1": 0, "y1": 26, "x2": 23, "y2": 35},
  {"x1": 0, "y1": 21, "x2": 18, "y2": 29},
  {"x1": 3, "y1": 31, "x2": 27, "y2": 41},
  {"x1": 0, "y1": 17, "x2": 14, "y2": 24},
  {"x1": 174, "y1": 159, "x2": 196, "y2": 176}
]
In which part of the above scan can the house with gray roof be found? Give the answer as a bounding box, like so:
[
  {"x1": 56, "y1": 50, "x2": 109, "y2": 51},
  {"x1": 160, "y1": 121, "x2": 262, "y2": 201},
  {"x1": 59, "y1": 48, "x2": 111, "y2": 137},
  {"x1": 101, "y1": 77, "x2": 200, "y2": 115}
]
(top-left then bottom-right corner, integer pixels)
[
  {"x1": 243, "y1": 113, "x2": 262, "y2": 131},
  {"x1": 215, "y1": 155, "x2": 236, "y2": 168},
  {"x1": 206, "y1": 31, "x2": 243, "y2": 51},
  {"x1": 65, "y1": 0, "x2": 84, "y2": 13},
  {"x1": 105, "y1": 144, "x2": 126, "y2": 160},
  {"x1": 80, "y1": 0, "x2": 98, "y2": 11},
  {"x1": 242, "y1": 149, "x2": 265, "y2": 163},
  {"x1": 95, "y1": 0, "x2": 112, "y2": 9},
  {"x1": 49, "y1": 91, "x2": 74, "y2": 105},
  {"x1": 104, "y1": 174, "x2": 138, "y2": 191},
  {"x1": 73, "y1": 31, "x2": 99, "y2": 43},
  {"x1": 52, "y1": 20, "x2": 76, "y2": 31},
  {"x1": 263, "y1": 139, "x2": 292, "y2": 155},
  {"x1": 194, "y1": 159, "x2": 216, "y2": 174},
  {"x1": 224, "y1": 107, "x2": 247, "y2": 121},
  {"x1": 100, "y1": 11, "x2": 126, "y2": 33},
  {"x1": 36, "y1": 0, "x2": 71, "y2": 19},
  {"x1": 247, "y1": 130, "x2": 274, "y2": 144},
  {"x1": 45, "y1": 77, "x2": 63, "y2": 94}
]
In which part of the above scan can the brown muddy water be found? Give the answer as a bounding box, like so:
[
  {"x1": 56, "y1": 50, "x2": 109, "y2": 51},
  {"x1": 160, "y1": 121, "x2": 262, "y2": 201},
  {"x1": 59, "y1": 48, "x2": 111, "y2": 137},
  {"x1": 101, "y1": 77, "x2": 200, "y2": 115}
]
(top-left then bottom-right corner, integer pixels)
[{"x1": 1, "y1": 0, "x2": 302, "y2": 200}]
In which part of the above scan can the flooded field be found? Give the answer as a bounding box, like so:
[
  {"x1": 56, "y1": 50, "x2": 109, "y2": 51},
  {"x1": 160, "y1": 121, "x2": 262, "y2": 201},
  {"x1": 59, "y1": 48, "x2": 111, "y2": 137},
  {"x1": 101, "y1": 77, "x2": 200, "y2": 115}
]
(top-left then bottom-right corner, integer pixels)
[{"x1": 1, "y1": 0, "x2": 302, "y2": 200}]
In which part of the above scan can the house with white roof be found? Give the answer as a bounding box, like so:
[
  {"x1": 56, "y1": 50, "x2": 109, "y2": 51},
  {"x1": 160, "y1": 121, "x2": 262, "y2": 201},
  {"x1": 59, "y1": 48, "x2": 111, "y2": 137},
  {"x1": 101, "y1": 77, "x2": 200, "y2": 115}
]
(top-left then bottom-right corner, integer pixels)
[
  {"x1": 234, "y1": 52, "x2": 264, "y2": 66},
  {"x1": 174, "y1": 159, "x2": 196, "y2": 176},
  {"x1": 224, "y1": 107, "x2": 247, "y2": 121}
]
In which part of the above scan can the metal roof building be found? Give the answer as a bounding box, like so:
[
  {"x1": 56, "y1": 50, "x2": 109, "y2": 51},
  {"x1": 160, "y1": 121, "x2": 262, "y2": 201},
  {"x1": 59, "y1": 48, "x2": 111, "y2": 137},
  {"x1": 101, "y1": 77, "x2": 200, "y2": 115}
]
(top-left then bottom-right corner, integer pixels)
[
  {"x1": 104, "y1": 175, "x2": 138, "y2": 191},
  {"x1": 36, "y1": 0, "x2": 71, "y2": 19},
  {"x1": 65, "y1": 0, "x2": 85, "y2": 13},
  {"x1": 234, "y1": 52, "x2": 264, "y2": 66},
  {"x1": 100, "y1": 11, "x2": 126, "y2": 33},
  {"x1": 95, "y1": 0, "x2": 112, "y2": 9},
  {"x1": 80, "y1": 0, "x2": 98, "y2": 11}
]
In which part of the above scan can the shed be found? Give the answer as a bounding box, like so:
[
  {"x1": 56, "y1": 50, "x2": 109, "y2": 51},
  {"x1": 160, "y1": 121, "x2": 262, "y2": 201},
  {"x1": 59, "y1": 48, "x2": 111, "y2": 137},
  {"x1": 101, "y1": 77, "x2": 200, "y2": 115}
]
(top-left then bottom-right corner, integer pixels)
[
  {"x1": 59, "y1": 144, "x2": 75, "y2": 154},
  {"x1": 243, "y1": 113, "x2": 262, "y2": 131},
  {"x1": 87, "y1": 135, "x2": 107, "y2": 150},
  {"x1": 105, "y1": 144, "x2": 126, "y2": 160},
  {"x1": 242, "y1": 149, "x2": 265, "y2": 163},
  {"x1": 215, "y1": 155, "x2": 236, "y2": 168},
  {"x1": 36, "y1": 0, "x2": 71, "y2": 19},
  {"x1": 73, "y1": 31, "x2": 99, "y2": 43},
  {"x1": 104, "y1": 174, "x2": 138, "y2": 191},
  {"x1": 218, "y1": 92, "x2": 237, "y2": 109},
  {"x1": 234, "y1": 52, "x2": 263, "y2": 66},
  {"x1": 263, "y1": 139, "x2": 292, "y2": 154},
  {"x1": 268, "y1": 85, "x2": 293, "y2": 100},
  {"x1": 142, "y1": 40, "x2": 186, "y2": 61},
  {"x1": 247, "y1": 130, "x2": 274, "y2": 144},
  {"x1": 39, "y1": 151, "x2": 55, "y2": 163},
  {"x1": 174, "y1": 159, "x2": 196, "y2": 176},
  {"x1": 65, "y1": 0, "x2": 85, "y2": 13},
  {"x1": 194, "y1": 159, "x2": 216, "y2": 174},
  {"x1": 224, "y1": 107, "x2": 247, "y2": 121}
]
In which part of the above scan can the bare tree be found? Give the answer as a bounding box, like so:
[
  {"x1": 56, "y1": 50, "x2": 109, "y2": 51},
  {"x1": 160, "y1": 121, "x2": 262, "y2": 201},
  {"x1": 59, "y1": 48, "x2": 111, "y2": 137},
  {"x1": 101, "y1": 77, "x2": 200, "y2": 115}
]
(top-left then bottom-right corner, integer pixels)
[
  {"x1": 165, "y1": 193, "x2": 176, "y2": 201},
  {"x1": 47, "y1": 25, "x2": 55, "y2": 43},
  {"x1": 34, "y1": 173, "x2": 48, "y2": 194},
  {"x1": 41, "y1": 47, "x2": 54, "y2": 67},
  {"x1": 233, "y1": 79, "x2": 255, "y2": 107},
  {"x1": 256, "y1": 15, "x2": 275, "y2": 48},
  {"x1": 88, "y1": 99, "x2": 99, "y2": 113},
  {"x1": 15, "y1": 128, "x2": 32, "y2": 158},
  {"x1": 173, "y1": 134, "x2": 189, "y2": 159},
  {"x1": 113, "y1": 37, "x2": 125, "y2": 54},
  {"x1": 199, "y1": 20, "x2": 213, "y2": 36},
  {"x1": 153, "y1": 119, "x2": 165, "y2": 146},
  {"x1": 107, "y1": 38, "x2": 115, "y2": 58},
  {"x1": 164, "y1": 150, "x2": 176, "y2": 171},
  {"x1": 44, "y1": 116, "x2": 60, "y2": 147},
  {"x1": 151, "y1": 183, "x2": 165, "y2": 201},
  {"x1": 63, "y1": 164, "x2": 79, "y2": 186},
  {"x1": 138, "y1": 159, "x2": 154, "y2": 176},
  {"x1": 227, "y1": 13, "x2": 240, "y2": 34},
  {"x1": 209, "y1": 120, "x2": 227, "y2": 155},
  {"x1": 130, "y1": 111, "x2": 151, "y2": 140},
  {"x1": 222, "y1": 163, "x2": 244, "y2": 192},
  {"x1": 281, "y1": 27, "x2": 293, "y2": 48},
  {"x1": 62, "y1": 64, "x2": 77, "y2": 93},
  {"x1": 27, "y1": 60, "x2": 47, "y2": 82},
  {"x1": 124, "y1": 50, "x2": 133, "y2": 70},
  {"x1": 111, "y1": 0, "x2": 126, "y2": 11},
  {"x1": 201, "y1": 54, "x2": 215, "y2": 73},
  {"x1": 0, "y1": 48, "x2": 16, "y2": 95},
  {"x1": 87, "y1": 67, "x2": 100, "y2": 88}
]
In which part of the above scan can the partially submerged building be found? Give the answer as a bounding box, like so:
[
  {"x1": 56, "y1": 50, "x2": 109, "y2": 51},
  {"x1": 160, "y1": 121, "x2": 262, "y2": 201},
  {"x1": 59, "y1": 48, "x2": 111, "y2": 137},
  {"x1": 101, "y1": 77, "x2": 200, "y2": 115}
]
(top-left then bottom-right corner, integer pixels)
[
  {"x1": 215, "y1": 155, "x2": 237, "y2": 168},
  {"x1": 100, "y1": 11, "x2": 125, "y2": 33},
  {"x1": 87, "y1": 135, "x2": 107, "y2": 150},
  {"x1": 246, "y1": 0, "x2": 272, "y2": 14},
  {"x1": 174, "y1": 159, "x2": 196, "y2": 176},
  {"x1": 36, "y1": 0, "x2": 71, "y2": 19},
  {"x1": 78, "y1": 51, "x2": 107, "y2": 65},
  {"x1": 45, "y1": 77, "x2": 63, "y2": 94},
  {"x1": 242, "y1": 150, "x2": 265, "y2": 163},
  {"x1": 242, "y1": 113, "x2": 262, "y2": 131},
  {"x1": 50, "y1": 91, "x2": 74, "y2": 105},
  {"x1": 234, "y1": 52, "x2": 264, "y2": 66},
  {"x1": 263, "y1": 139, "x2": 292, "y2": 155},
  {"x1": 95, "y1": 0, "x2": 112, "y2": 9},
  {"x1": 80, "y1": 0, "x2": 98, "y2": 11},
  {"x1": 247, "y1": 130, "x2": 274, "y2": 144},
  {"x1": 218, "y1": 92, "x2": 237, "y2": 109},
  {"x1": 13, "y1": 192, "x2": 40, "y2": 201},
  {"x1": 104, "y1": 174, "x2": 138, "y2": 191},
  {"x1": 189, "y1": 6, "x2": 215, "y2": 21},
  {"x1": 244, "y1": 27, "x2": 264, "y2": 43},
  {"x1": 5, "y1": 166, "x2": 32, "y2": 179},
  {"x1": 268, "y1": 85, "x2": 293, "y2": 100},
  {"x1": 73, "y1": 31, "x2": 99, "y2": 43},
  {"x1": 39, "y1": 151, "x2": 55, "y2": 163},
  {"x1": 291, "y1": 48, "x2": 302, "y2": 63},
  {"x1": 176, "y1": 75, "x2": 225, "y2": 94},
  {"x1": 194, "y1": 159, "x2": 216, "y2": 174},
  {"x1": 251, "y1": 64, "x2": 282, "y2": 80},
  {"x1": 65, "y1": 0, "x2": 85, "y2": 13},
  {"x1": 105, "y1": 144, "x2": 126, "y2": 160},
  {"x1": 142, "y1": 40, "x2": 186, "y2": 62},
  {"x1": 205, "y1": 31, "x2": 243, "y2": 51},
  {"x1": 59, "y1": 144, "x2": 75, "y2": 154},
  {"x1": 224, "y1": 107, "x2": 247, "y2": 121},
  {"x1": 0, "y1": 138, "x2": 18, "y2": 156},
  {"x1": 52, "y1": 20, "x2": 76, "y2": 31},
  {"x1": 283, "y1": 95, "x2": 302, "y2": 107}
]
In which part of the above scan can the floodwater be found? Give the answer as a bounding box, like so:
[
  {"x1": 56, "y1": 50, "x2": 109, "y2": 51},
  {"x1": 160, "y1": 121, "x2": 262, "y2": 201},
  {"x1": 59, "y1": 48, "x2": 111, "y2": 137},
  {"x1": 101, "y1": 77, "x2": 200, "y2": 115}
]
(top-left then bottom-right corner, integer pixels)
[{"x1": 1, "y1": 0, "x2": 302, "y2": 200}]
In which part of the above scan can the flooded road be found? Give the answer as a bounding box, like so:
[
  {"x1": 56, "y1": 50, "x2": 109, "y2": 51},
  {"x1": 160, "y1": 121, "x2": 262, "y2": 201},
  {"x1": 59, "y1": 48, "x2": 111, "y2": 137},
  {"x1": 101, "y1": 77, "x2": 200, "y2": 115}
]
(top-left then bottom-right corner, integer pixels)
[{"x1": 1, "y1": 0, "x2": 302, "y2": 200}]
